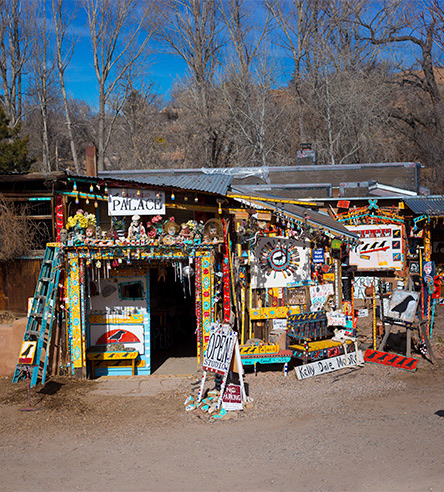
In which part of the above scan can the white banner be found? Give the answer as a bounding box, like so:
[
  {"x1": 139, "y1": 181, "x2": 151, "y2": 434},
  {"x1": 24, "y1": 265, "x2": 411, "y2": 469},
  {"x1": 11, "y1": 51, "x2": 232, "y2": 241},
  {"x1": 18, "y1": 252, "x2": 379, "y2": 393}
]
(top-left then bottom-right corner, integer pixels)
[
  {"x1": 108, "y1": 188, "x2": 165, "y2": 216},
  {"x1": 295, "y1": 350, "x2": 364, "y2": 380}
]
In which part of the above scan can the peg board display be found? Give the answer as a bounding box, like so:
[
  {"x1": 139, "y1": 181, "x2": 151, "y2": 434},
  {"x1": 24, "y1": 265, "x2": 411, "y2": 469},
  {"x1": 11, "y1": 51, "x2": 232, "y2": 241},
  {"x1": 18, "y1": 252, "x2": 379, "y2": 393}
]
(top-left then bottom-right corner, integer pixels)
[
  {"x1": 251, "y1": 237, "x2": 310, "y2": 288},
  {"x1": 346, "y1": 224, "x2": 405, "y2": 271}
]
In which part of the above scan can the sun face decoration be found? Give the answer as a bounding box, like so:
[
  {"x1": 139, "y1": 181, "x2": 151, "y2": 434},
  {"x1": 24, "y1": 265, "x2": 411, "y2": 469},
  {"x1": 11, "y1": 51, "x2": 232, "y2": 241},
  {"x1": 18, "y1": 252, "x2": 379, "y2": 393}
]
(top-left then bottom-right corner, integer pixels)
[{"x1": 259, "y1": 239, "x2": 300, "y2": 277}]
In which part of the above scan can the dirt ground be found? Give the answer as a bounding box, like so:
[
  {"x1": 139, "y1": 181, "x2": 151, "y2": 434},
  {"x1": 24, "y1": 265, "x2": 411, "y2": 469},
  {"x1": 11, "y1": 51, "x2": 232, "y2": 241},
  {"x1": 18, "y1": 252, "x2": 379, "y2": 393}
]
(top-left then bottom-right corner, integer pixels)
[
  {"x1": 1, "y1": 305, "x2": 444, "y2": 492},
  {"x1": 1, "y1": 353, "x2": 444, "y2": 492}
]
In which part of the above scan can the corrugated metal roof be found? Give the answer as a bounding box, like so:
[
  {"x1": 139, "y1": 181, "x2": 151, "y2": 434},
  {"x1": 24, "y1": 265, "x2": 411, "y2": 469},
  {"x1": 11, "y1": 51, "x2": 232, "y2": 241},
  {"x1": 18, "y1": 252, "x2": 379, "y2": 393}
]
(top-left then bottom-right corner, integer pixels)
[
  {"x1": 404, "y1": 196, "x2": 444, "y2": 216},
  {"x1": 99, "y1": 173, "x2": 233, "y2": 196},
  {"x1": 230, "y1": 186, "x2": 358, "y2": 239}
]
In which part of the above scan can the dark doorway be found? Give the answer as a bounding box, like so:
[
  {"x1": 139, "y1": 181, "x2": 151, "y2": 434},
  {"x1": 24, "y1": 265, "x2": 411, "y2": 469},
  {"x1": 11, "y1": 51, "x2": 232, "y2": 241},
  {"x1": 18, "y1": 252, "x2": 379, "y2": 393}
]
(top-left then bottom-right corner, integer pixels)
[{"x1": 150, "y1": 266, "x2": 197, "y2": 372}]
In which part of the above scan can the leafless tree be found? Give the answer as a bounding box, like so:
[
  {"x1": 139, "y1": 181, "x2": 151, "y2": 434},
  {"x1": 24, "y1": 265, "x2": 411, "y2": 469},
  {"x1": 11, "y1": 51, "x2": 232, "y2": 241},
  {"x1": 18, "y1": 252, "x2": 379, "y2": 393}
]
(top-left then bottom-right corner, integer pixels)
[
  {"x1": 51, "y1": 0, "x2": 80, "y2": 173},
  {"x1": 154, "y1": 0, "x2": 230, "y2": 166},
  {"x1": 83, "y1": 0, "x2": 155, "y2": 171},
  {"x1": 27, "y1": 0, "x2": 58, "y2": 172},
  {"x1": 0, "y1": 0, "x2": 34, "y2": 127}
]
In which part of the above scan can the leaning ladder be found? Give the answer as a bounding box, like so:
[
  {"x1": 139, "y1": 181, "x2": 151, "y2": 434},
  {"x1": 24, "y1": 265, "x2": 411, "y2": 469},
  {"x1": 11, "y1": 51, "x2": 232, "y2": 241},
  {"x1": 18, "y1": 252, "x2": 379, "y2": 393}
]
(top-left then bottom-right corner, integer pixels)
[{"x1": 12, "y1": 244, "x2": 63, "y2": 387}]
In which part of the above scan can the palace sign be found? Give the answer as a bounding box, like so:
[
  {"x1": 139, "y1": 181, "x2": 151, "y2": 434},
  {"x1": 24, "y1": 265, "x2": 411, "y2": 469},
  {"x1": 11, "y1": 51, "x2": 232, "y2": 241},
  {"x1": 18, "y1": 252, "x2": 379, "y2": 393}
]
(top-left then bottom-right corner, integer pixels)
[{"x1": 108, "y1": 188, "x2": 165, "y2": 216}]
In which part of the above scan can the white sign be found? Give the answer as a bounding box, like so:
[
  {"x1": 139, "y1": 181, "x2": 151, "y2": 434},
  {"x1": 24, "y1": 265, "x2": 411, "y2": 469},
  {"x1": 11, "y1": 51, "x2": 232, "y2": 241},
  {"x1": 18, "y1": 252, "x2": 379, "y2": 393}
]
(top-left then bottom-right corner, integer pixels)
[
  {"x1": 203, "y1": 324, "x2": 236, "y2": 376},
  {"x1": 272, "y1": 318, "x2": 287, "y2": 330},
  {"x1": 222, "y1": 383, "x2": 243, "y2": 411},
  {"x1": 346, "y1": 224, "x2": 404, "y2": 271},
  {"x1": 358, "y1": 309, "x2": 369, "y2": 318},
  {"x1": 326, "y1": 312, "x2": 347, "y2": 327},
  {"x1": 295, "y1": 350, "x2": 364, "y2": 380},
  {"x1": 310, "y1": 284, "x2": 334, "y2": 312},
  {"x1": 251, "y1": 237, "x2": 310, "y2": 289},
  {"x1": 108, "y1": 188, "x2": 165, "y2": 216}
]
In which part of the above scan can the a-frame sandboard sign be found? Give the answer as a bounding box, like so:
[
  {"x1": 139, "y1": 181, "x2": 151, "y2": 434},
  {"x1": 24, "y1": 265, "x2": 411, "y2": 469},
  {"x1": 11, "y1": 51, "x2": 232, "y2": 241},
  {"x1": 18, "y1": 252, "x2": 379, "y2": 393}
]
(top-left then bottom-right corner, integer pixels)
[{"x1": 197, "y1": 323, "x2": 246, "y2": 410}]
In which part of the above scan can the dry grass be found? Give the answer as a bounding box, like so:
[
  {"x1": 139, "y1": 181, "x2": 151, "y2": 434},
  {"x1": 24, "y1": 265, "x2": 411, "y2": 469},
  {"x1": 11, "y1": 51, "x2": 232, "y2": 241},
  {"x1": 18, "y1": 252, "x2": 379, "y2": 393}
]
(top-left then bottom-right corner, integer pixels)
[{"x1": 0, "y1": 194, "x2": 38, "y2": 261}]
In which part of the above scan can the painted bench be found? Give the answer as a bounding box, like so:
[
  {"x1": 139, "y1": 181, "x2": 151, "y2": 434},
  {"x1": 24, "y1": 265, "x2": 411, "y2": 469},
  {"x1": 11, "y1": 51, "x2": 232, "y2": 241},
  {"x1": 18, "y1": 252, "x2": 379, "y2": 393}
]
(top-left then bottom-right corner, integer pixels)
[{"x1": 87, "y1": 351, "x2": 139, "y2": 379}]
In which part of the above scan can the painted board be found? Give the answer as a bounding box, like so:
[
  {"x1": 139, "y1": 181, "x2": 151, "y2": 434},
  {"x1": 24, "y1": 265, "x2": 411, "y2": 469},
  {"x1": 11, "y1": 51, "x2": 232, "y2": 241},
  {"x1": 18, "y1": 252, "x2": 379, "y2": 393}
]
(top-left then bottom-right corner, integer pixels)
[
  {"x1": 251, "y1": 237, "x2": 310, "y2": 288},
  {"x1": 295, "y1": 350, "x2": 364, "y2": 380},
  {"x1": 310, "y1": 284, "x2": 334, "y2": 312},
  {"x1": 385, "y1": 289, "x2": 419, "y2": 324},
  {"x1": 202, "y1": 324, "x2": 236, "y2": 375},
  {"x1": 364, "y1": 349, "x2": 418, "y2": 371},
  {"x1": 346, "y1": 224, "x2": 405, "y2": 270},
  {"x1": 18, "y1": 341, "x2": 37, "y2": 365},
  {"x1": 108, "y1": 188, "x2": 165, "y2": 216},
  {"x1": 222, "y1": 384, "x2": 243, "y2": 411},
  {"x1": 90, "y1": 324, "x2": 144, "y2": 354}
]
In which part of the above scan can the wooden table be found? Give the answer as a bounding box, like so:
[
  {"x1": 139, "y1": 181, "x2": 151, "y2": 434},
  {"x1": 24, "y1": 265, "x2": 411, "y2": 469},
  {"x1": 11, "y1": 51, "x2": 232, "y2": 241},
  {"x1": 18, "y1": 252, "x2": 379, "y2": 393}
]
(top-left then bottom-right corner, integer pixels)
[{"x1": 87, "y1": 351, "x2": 139, "y2": 378}]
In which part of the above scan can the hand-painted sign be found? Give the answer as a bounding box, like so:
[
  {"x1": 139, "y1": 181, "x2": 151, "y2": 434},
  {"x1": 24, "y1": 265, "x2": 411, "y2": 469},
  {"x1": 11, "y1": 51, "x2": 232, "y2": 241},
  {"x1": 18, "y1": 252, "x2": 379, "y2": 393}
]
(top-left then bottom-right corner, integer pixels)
[
  {"x1": 108, "y1": 188, "x2": 165, "y2": 216},
  {"x1": 222, "y1": 383, "x2": 243, "y2": 411},
  {"x1": 310, "y1": 284, "x2": 334, "y2": 312},
  {"x1": 251, "y1": 237, "x2": 310, "y2": 288},
  {"x1": 346, "y1": 224, "x2": 405, "y2": 270},
  {"x1": 203, "y1": 324, "x2": 236, "y2": 376},
  {"x1": 295, "y1": 350, "x2": 364, "y2": 380},
  {"x1": 312, "y1": 248, "x2": 325, "y2": 263},
  {"x1": 385, "y1": 289, "x2": 419, "y2": 324},
  {"x1": 364, "y1": 349, "x2": 418, "y2": 371},
  {"x1": 18, "y1": 341, "x2": 37, "y2": 365}
]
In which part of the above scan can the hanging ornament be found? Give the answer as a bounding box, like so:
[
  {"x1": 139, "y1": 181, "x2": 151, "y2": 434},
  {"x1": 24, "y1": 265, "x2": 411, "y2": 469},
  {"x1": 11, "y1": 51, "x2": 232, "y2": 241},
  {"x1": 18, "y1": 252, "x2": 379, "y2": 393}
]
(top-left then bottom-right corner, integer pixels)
[
  {"x1": 94, "y1": 197, "x2": 98, "y2": 208},
  {"x1": 90, "y1": 183, "x2": 94, "y2": 193},
  {"x1": 218, "y1": 202, "x2": 222, "y2": 214},
  {"x1": 184, "y1": 195, "x2": 188, "y2": 201},
  {"x1": 86, "y1": 196, "x2": 90, "y2": 205},
  {"x1": 104, "y1": 184, "x2": 108, "y2": 194},
  {"x1": 194, "y1": 196, "x2": 198, "y2": 203},
  {"x1": 73, "y1": 181, "x2": 77, "y2": 191},
  {"x1": 171, "y1": 192, "x2": 175, "y2": 200},
  {"x1": 137, "y1": 189, "x2": 141, "y2": 197},
  {"x1": 96, "y1": 183, "x2": 101, "y2": 190},
  {"x1": 156, "y1": 192, "x2": 160, "y2": 199},
  {"x1": 122, "y1": 188, "x2": 126, "y2": 197},
  {"x1": 75, "y1": 193, "x2": 79, "y2": 205}
]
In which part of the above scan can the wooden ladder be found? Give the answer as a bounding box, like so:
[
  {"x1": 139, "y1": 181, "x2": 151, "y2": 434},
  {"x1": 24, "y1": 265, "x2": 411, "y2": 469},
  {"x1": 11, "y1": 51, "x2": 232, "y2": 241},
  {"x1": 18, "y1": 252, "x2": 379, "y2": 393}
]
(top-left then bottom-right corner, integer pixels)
[{"x1": 12, "y1": 244, "x2": 63, "y2": 387}]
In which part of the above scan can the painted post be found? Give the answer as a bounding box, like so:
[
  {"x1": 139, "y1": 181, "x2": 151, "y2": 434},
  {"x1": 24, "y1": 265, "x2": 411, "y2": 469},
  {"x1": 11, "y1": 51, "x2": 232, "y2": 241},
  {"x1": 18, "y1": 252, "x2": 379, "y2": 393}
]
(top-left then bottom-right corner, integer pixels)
[{"x1": 372, "y1": 285, "x2": 377, "y2": 350}]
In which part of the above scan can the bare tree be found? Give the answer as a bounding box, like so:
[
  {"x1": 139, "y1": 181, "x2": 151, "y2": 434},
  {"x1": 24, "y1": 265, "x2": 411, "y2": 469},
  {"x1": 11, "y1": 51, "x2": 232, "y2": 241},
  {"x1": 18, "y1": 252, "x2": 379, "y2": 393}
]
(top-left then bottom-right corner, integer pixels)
[
  {"x1": 83, "y1": 0, "x2": 155, "y2": 171},
  {"x1": 154, "y1": 0, "x2": 230, "y2": 166},
  {"x1": 0, "y1": 0, "x2": 33, "y2": 127},
  {"x1": 51, "y1": 0, "x2": 80, "y2": 173},
  {"x1": 27, "y1": 0, "x2": 58, "y2": 171}
]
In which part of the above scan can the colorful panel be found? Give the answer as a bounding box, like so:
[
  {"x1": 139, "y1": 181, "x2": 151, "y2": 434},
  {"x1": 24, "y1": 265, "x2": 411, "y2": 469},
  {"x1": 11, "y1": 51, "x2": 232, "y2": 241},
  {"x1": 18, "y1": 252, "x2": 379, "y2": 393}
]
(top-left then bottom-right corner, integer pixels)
[
  {"x1": 88, "y1": 314, "x2": 144, "y2": 324},
  {"x1": 201, "y1": 254, "x2": 212, "y2": 354},
  {"x1": 364, "y1": 349, "x2": 418, "y2": 371},
  {"x1": 249, "y1": 306, "x2": 288, "y2": 320},
  {"x1": 68, "y1": 255, "x2": 83, "y2": 368},
  {"x1": 239, "y1": 344, "x2": 279, "y2": 355}
]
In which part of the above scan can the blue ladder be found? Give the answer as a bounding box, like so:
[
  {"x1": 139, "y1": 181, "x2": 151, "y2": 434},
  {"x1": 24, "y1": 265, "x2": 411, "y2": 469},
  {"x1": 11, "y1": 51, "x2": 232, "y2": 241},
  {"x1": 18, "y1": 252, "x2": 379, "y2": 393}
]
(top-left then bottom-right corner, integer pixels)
[{"x1": 12, "y1": 244, "x2": 63, "y2": 387}]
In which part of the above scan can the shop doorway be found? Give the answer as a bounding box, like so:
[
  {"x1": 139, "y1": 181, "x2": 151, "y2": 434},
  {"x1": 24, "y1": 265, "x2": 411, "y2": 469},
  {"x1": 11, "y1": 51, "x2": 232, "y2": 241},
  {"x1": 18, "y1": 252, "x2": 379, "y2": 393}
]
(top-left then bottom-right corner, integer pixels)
[{"x1": 150, "y1": 265, "x2": 197, "y2": 373}]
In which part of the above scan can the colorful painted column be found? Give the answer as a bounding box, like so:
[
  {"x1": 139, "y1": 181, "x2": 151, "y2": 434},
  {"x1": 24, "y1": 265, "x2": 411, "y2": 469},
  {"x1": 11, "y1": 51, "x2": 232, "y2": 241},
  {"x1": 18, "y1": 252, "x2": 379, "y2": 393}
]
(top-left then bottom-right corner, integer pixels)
[
  {"x1": 201, "y1": 253, "x2": 213, "y2": 355},
  {"x1": 68, "y1": 252, "x2": 83, "y2": 372}
]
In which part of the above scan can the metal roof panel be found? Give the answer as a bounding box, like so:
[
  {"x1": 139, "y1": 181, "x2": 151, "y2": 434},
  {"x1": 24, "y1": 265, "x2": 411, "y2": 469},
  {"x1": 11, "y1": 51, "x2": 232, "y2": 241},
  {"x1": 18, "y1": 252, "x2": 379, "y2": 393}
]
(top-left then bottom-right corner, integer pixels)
[{"x1": 404, "y1": 196, "x2": 444, "y2": 216}]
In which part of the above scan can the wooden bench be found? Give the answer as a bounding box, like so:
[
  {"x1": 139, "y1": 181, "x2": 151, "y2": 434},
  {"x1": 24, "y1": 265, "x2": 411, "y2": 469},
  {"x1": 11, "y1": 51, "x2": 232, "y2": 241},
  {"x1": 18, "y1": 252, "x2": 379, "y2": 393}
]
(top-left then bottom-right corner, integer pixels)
[{"x1": 87, "y1": 351, "x2": 139, "y2": 379}]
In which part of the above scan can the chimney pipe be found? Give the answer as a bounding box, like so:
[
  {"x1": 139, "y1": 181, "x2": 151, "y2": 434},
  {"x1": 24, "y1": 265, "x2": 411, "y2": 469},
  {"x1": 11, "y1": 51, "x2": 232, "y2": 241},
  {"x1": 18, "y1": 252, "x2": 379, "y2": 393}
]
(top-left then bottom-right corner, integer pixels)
[{"x1": 85, "y1": 146, "x2": 97, "y2": 177}]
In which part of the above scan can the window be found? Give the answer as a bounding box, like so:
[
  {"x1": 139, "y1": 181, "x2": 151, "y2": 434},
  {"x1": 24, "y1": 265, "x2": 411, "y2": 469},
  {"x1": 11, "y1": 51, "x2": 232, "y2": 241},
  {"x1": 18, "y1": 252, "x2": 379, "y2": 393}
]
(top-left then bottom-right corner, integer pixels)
[{"x1": 118, "y1": 281, "x2": 145, "y2": 300}]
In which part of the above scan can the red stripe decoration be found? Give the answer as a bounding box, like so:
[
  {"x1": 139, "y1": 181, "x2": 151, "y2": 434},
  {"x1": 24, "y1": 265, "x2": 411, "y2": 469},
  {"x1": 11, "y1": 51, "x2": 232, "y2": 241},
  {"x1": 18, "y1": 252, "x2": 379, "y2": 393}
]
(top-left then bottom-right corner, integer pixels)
[
  {"x1": 222, "y1": 220, "x2": 231, "y2": 323},
  {"x1": 364, "y1": 349, "x2": 418, "y2": 371}
]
